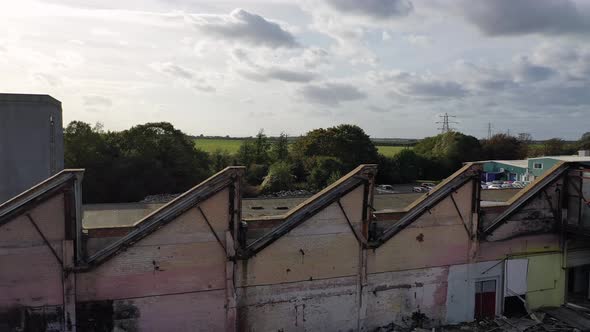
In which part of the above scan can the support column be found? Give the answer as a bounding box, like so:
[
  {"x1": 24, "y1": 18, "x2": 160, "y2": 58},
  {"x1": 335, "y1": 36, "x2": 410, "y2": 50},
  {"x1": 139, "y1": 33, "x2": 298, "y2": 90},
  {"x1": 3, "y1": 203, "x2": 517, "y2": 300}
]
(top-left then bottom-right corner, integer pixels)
[
  {"x1": 62, "y1": 240, "x2": 76, "y2": 332},
  {"x1": 225, "y1": 231, "x2": 237, "y2": 332}
]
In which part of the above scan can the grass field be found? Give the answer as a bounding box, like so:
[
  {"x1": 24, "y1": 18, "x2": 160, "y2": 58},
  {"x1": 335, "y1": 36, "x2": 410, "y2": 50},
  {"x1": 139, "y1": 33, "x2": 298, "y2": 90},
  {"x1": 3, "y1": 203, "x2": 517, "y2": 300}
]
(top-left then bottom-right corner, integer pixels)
[
  {"x1": 194, "y1": 138, "x2": 244, "y2": 154},
  {"x1": 195, "y1": 138, "x2": 410, "y2": 157},
  {"x1": 377, "y1": 145, "x2": 411, "y2": 157}
]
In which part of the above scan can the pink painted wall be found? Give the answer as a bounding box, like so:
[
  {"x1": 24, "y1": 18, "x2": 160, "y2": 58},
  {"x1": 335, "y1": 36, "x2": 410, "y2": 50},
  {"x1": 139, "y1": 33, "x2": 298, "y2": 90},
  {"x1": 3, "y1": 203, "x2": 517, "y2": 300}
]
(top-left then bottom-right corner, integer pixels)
[
  {"x1": 0, "y1": 194, "x2": 65, "y2": 307},
  {"x1": 76, "y1": 188, "x2": 230, "y2": 328},
  {"x1": 368, "y1": 180, "x2": 474, "y2": 274}
]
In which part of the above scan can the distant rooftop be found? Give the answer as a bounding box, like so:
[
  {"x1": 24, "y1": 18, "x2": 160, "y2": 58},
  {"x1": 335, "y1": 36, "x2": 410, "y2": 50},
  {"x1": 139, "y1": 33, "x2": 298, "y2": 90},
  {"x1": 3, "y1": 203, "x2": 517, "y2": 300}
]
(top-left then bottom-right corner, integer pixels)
[
  {"x1": 528, "y1": 155, "x2": 590, "y2": 162},
  {"x1": 0, "y1": 93, "x2": 61, "y2": 106}
]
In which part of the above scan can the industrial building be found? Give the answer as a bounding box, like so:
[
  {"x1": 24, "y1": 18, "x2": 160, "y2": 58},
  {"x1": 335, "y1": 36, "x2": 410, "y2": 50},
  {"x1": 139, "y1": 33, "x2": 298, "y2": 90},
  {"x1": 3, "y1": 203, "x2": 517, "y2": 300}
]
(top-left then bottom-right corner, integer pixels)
[
  {"x1": 0, "y1": 93, "x2": 64, "y2": 203},
  {"x1": 482, "y1": 151, "x2": 590, "y2": 182},
  {"x1": 1, "y1": 159, "x2": 590, "y2": 331}
]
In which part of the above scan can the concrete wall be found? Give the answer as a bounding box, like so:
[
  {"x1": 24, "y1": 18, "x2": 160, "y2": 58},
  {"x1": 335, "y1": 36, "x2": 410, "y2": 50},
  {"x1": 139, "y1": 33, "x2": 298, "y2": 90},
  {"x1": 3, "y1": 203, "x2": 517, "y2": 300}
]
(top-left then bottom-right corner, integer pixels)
[
  {"x1": 0, "y1": 162, "x2": 573, "y2": 331},
  {"x1": 0, "y1": 94, "x2": 64, "y2": 203},
  {"x1": 76, "y1": 189, "x2": 231, "y2": 331},
  {"x1": 0, "y1": 194, "x2": 67, "y2": 330},
  {"x1": 365, "y1": 177, "x2": 475, "y2": 329},
  {"x1": 236, "y1": 185, "x2": 364, "y2": 332}
]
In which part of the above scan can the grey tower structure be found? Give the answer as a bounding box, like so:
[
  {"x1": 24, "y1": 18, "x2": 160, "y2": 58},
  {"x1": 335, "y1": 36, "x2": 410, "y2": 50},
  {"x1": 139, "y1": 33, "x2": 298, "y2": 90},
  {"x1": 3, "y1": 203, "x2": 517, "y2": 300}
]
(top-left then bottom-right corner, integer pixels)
[{"x1": 0, "y1": 93, "x2": 64, "y2": 203}]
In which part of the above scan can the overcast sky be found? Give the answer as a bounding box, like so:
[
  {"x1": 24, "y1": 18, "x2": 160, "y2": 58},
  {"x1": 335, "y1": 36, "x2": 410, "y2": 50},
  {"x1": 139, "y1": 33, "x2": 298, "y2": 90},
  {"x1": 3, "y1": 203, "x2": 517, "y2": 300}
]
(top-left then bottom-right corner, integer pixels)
[{"x1": 1, "y1": 0, "x2": 590, "y2": 139}]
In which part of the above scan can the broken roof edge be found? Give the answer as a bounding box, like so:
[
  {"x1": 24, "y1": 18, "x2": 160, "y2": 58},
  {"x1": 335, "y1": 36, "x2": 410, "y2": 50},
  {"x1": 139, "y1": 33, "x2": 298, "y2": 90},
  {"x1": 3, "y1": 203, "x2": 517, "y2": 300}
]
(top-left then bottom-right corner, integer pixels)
[
  {"x1": 481, "y1": 161, "x2": 569, "y2": 236},
  {"x1": 0, "y1": 169, "x2": 84, "y2": 226},
  {"x1": 375, "y1": 162, "x2": 480, "y2": 216},
  {"x1": 373, "y1": 163, "x2": 480, "y2": 246},
  {"x1": 83, "y1": 166, "x2": 244, "y2": 268},
  {"x1": 243, "y1": 164, "x2": 378, "y2": 222},
  {"x1": 242, "y1": 164, "x2": 378, "y2": 256}
]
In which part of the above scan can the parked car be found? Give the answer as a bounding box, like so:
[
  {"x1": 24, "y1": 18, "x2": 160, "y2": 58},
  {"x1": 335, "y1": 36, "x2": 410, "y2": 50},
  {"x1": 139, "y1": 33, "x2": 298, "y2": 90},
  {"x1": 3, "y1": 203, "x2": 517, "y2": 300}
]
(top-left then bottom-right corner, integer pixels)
[
  {"x1": 421, "y1": 182, "x2": 436, "y2": 188},
  {"x1": 488, "y1": 184, "x2": 502, "y2": 189},
  {"x1": 501, "y1": 183, "x2": 513, "y2": 188},
  {"x1": 481, "y1": 184, "x2": 488, "y2": 189},
  {"x1": 376, "y1": 184, "x2": 396, "y2": 193},
  {"x1": 413, "y1": 186, "x2": 428, "y2": 193}
]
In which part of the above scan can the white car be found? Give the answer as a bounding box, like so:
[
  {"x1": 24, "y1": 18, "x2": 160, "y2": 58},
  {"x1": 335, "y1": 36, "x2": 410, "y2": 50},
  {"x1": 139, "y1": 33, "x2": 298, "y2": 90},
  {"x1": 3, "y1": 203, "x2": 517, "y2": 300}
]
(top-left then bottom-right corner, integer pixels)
[
  {"x1": 488, "y1": 184, "x2": 502, "y2": 189},
  {"x1": 413, "y1": 186, "x2": 428, "y2": 193},
  {"x1": 501, "y1": 183, "x2": 513, "y2": 188}
]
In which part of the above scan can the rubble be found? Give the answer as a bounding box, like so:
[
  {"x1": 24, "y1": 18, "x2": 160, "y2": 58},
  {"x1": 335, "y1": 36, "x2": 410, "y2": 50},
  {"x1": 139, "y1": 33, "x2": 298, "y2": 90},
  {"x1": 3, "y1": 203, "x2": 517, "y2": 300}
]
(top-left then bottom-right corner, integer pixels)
[
  {"x1": 259, "y1": 189, "x2": 313, "y2": 198},
  {"x1": 140, "y1": 193, "x2": 180, "y2": 203}
]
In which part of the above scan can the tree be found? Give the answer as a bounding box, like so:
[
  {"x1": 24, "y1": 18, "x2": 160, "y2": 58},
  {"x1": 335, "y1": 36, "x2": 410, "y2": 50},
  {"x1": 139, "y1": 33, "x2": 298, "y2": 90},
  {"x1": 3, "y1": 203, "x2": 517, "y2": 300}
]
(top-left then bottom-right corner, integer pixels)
[
  {"x1": 237, "y1": 129, "x2": 270, "y2": 167},
  {"x1": 260, "y1": 161, "x2": 294, "y2": 193},
  {"x1": 305, "y1": 156, "x2": 344, "y2": 190},
  {"x1": 270, "y1": 132, "x2": 289, "y2": 162},
  {"x1": 210, "y1": 149, "x2": 234, "y2": 172},
  {"x1": 542, "y1": 138, "x2": 567, "y2": 156},
  {"x1": 414, "y1": 131, "x2": 482, "y2": 176},
  {"x1": 517, "y1": 133, "x2": 532, "y2": 143},
  {"x1": 481, "y1": 134, "x2": 526, "y2": 160},
  {"x1": 64, "y1": 121, "x2": 212, "y2": 203},
  {"x1": 291, "y1": 124, "x2": 379, "y2": 170},
  {"x1": 579, "y1": 132, "x2": 590, "y2": 150}
]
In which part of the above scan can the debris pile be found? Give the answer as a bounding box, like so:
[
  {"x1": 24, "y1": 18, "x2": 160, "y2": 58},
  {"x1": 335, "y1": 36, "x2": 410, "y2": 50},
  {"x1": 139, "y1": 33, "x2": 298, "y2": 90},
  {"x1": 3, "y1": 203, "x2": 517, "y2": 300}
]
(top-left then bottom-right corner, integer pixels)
[
  {"x1": 140, "y1": 193, "x2": 180, "y2": 203},
  {"x1": 372, "y1": 311, "x2": 587, "y2": 332},
  {"x1": 260, "y1": 189, "x2": 313, "y2": 198}
]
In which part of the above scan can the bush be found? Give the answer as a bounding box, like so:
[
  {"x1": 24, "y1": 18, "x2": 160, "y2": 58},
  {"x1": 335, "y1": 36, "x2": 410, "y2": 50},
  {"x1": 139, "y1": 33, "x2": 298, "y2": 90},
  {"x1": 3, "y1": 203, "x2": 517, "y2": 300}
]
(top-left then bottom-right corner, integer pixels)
[
  {"x1": 305, "y1": 156, "x2": 344, "y2": 190},
  {"x1": 260, "y1": 161, "x2": 295, "y2": 193}
]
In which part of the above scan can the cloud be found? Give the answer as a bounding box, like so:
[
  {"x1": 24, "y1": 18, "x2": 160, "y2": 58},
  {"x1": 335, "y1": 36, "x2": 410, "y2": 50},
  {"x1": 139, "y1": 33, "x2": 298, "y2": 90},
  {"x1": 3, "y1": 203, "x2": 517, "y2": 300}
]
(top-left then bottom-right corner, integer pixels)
[
  {"x1": 405, "y1": 34, "x2": 431, "y2": 47},
  {"x1": 31, "y1": 72, "x2": 62, "y2": 86},
  {"x1": 298, "y1": 82, "x2": 366, "y2": 105},
  {"x1": 323, "y1": 0, "x2": 413, "y2": 19},
  {"x1": 192, "y1": 8, "x2": 299, "y2": 48},
  {"x1": 369, "y1": 105, "x2": 390, "y2": 113},
  {"x1": 151, "y1": 62, "x2": 217, "y2": 92},
  {"x1": 458, "y1": 0, "x2": 590, "y2": 36},
  {"x1": 84, "y1": 95, "x2": 112, "y2": 107},
  {"x1": 371, "y1": 70, "x2": 468, "y2": 99},
  {"x1": 513, "y1": 57, "x2": 556, "y2": 83},
  {"x1": 230, "y1": 48, "x2": 319, "y2": 83}
]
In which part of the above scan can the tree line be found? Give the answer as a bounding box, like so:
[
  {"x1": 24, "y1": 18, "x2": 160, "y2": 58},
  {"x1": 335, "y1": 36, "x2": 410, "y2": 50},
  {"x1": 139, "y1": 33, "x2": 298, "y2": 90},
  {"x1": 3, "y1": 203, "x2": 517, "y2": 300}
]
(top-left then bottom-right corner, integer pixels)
[{"x1": 64, "y1": 121, "x2": 590, "y2": 203}]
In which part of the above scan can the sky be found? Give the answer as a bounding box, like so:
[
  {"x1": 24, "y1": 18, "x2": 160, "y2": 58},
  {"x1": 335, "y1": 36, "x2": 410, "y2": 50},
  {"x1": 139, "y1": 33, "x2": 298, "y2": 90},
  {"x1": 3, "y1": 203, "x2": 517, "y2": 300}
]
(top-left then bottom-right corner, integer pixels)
[{"x1": 1, "y1": 0, "x2": 590, "y2": 140}]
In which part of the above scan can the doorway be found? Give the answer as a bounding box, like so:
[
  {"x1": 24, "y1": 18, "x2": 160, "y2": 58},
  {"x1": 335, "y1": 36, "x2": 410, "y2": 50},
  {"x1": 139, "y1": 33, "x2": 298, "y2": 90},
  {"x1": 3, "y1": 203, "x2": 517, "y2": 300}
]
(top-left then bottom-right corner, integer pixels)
[{"x1": 475, "y1": 280, "x2": 497, "y2": 320}]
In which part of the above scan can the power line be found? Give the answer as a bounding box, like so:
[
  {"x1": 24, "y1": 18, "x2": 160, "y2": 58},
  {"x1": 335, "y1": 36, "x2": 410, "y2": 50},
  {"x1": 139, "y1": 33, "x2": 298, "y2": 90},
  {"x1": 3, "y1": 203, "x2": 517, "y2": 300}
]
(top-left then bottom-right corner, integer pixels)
[{"x1": 436, "y1": 113, "x2": 457, "y2": 134}]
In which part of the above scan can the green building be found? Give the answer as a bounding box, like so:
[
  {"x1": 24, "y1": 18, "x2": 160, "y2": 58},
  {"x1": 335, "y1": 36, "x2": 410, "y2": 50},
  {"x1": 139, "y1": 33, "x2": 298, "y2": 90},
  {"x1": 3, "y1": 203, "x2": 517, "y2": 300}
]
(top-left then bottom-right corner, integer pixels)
[
  {"x1": 482, "y1": 160, "x2": 529, "y2": 182},
  {"x1": 482, "y1": 151, "x2": 590, "y2": 182}
]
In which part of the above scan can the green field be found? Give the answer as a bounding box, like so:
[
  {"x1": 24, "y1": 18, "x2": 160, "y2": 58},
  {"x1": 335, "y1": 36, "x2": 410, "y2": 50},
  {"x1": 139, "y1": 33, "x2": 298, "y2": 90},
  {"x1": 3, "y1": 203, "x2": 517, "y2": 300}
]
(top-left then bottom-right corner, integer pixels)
[
  {"x1": 195, "y1": 138, "x2": 409, "y2": 157},
  {"x1": 377, "y1": 145, "x2": 411, "y2": 157},
  {"x1": 194, "y1": 138, "x2": 244, "y2": 154}
]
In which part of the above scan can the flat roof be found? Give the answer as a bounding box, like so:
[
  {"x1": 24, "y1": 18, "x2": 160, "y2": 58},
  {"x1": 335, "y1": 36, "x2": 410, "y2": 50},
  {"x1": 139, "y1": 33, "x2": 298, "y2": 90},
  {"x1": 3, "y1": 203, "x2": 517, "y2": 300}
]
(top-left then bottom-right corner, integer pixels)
[
  {"x1": 478, "y1": 160, "x2": 528, "y2": 168},
  {"x1": 529, "y1": 156, "x2": 590, "y2": 162},
  {"x1": 0, "y1": 93, "x2": 61, "y2": 106}
]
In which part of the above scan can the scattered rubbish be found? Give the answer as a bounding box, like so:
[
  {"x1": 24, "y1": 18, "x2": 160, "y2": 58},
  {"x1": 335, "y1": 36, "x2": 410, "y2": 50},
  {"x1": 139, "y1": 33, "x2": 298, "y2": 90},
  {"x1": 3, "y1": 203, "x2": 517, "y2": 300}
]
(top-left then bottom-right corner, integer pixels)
[{"x1": 140, "y1": 193, "x2": 180, "y2": 203}]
